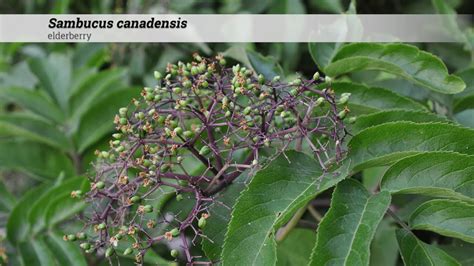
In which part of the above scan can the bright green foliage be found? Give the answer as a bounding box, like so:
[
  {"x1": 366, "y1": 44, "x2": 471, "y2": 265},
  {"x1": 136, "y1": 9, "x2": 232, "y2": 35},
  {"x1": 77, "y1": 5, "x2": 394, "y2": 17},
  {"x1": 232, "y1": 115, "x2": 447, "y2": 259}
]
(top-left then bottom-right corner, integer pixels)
[
  {"x1": 396, "y1": 229, "x2": 460, "y2": 265},
  {"x1": 309, "y1": 179, "x2": 391, "y2": 266},
  {"x1": 409, "y1": 199, "x2": 474, "y2": 243},
  {"x1": 325, "y1": 43, "x2": 466, "y2": 94},
  {"x1": 221, "y1": 151, "x2": 349, "y2": 266}
]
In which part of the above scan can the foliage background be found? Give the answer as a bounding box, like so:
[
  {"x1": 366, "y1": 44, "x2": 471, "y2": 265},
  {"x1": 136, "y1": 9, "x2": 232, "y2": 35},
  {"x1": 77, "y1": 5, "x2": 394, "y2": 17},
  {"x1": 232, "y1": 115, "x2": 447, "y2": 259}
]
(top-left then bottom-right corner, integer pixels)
[{"x1": 0, "y1": 0, "x2": 473, "y2": 265}]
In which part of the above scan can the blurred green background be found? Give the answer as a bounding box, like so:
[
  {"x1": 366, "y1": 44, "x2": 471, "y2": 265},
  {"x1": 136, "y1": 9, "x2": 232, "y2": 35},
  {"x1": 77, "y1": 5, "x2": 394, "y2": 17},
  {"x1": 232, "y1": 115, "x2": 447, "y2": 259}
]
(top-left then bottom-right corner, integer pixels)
[{"x1": 0, "y1": 0, "x2": 473, "y2": 265}]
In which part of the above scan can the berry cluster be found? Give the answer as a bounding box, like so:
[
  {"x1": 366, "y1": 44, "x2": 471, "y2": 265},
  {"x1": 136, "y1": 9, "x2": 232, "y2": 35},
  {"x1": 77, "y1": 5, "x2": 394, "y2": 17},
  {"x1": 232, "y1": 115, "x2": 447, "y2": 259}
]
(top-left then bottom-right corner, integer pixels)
[{"x1": 69, "y1": 54, "x2": 349, "y2": 264}]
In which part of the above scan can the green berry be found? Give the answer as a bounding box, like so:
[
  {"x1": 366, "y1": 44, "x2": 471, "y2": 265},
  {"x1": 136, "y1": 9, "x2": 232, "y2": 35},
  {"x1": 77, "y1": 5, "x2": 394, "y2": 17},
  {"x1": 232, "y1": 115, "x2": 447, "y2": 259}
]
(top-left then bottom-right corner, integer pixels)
[
  {"x1": 173, "y1": 127, "x2": 183, "y2": 135},
  {"x1": 130, "y1": 196, "x2": 141, "y2": 204},
  {"x1": 119, "y1": 107, "x2": 128, "y2": 117},
  {"x1": 219, "y1": 58, "x2": 226, "y2": 66},
  {"x1": 198, "y1": 217, "x2": 207, "y2": 228},
  {"x1": 95, "y1": 181, "x2": 105, "y2": 189},
  {"x1": 199, "y1": 146, "x2": 211, "y2": 156},
  {"x1": 105, "y1": 247, "x2": 114, "y2": 258},
  {"x1": 183, "y1": 130, "x2": 194, "y2": 138},
  {"x1": 176, "y1": 194, "x2": 184, "y2": 201},
  {"x1": 315, "y1": 97, "x2": 325, "y2": 106},
  {"x1": 97, "y1": 223, "x2": 106, "y2": 230},
  {"x1": 80, "y1": 243, "x2": 91, "y2": 250},
  {"x1": 338, "y1": 96, "x2": 349, "y2": 105},
  {"x1": 154, "y1": 71, "x2": 162, "y2": 80},
  {"x1": 191, "y1": 66, "x2": 199, "y2": 75},
  {"x1": 76, "y1": 232, "x2": 87, "y2": 240},
  {"x1": 170, "y1": 228, "x2": 180, "y2": 236},
  {"x1": 170, "y1": 249, "x2": 179, "y2": 258},
  {"x1": 112, "y1": 133, "x2": 122, "y2": 139},
  {"x1": 338, "y1": 110, "x2": 347, "y2": 120},
  {"x1": 143, "y1": 205, "x2": 153, "y2": 213},
  {"x1": 313, "y1": 72, "x2": 320, "y2": 80},
  {"x1": 348, "y1": 116, "x2": 357, "y2": 124},
  {"x1": 119, "y1": 118, "x2": 128, "y2": 125},
  {"x1": 290, "y1": 89, "x2": 298, "y2": 96},
  {"x1": 258, "y1": 74, "x2": 265, "y2": 85},
  {"x1": 123, "y1": 247, "x2": 133, "y2": 256},
  {"x1": 293, "y1": 78, "x2": 302, "y2": 86},
  {"x1": 67, "y1": 234, "x2": 77, "y2": 241},
  {"x1": 272, "y1": 76, "x2": 280, "y2": 82},
  {"x1": 243, "y1": 106, "x2": 252, "y2": 115},
  {"x1": 172, "y1": 87, "x2": 182, "y2": 94},
  {"x1": 183, "y1": 80, "x2": 192, "y2": 88}
]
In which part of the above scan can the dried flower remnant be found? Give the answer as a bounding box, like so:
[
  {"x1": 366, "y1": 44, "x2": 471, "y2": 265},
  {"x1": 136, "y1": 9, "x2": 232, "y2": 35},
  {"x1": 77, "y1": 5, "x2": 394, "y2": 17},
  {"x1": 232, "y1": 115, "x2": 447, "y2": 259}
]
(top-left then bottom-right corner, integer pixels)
[{"x1": 70, "y1": 54, "x2": 348, "y2": 264}]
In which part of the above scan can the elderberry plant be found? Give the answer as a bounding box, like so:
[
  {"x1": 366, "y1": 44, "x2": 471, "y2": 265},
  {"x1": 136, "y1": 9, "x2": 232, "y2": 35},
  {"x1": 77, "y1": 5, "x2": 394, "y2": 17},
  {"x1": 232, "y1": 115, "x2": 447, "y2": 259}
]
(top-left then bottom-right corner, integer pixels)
[{"x1": 68, "y1": 54, "x2": 349, "y2": 264}]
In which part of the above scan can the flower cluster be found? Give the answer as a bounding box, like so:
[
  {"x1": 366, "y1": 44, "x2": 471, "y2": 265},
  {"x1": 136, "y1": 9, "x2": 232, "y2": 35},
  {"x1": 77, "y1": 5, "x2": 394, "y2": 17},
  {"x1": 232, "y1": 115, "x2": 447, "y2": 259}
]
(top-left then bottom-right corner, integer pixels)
[{"x1": 68, "y1": 54, "x2": 349, "y2": 264}]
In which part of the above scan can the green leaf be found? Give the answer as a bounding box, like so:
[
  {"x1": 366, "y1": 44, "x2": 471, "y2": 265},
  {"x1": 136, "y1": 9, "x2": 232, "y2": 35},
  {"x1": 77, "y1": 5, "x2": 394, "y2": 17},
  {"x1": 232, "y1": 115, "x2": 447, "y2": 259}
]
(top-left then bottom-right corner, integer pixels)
[
  {"x1": 276, "y1": 229, "x2": 315, "y2": 266},
  {"x1": 310, "y1": 0, "x2": 344, "y2": 13},
  {"x1": 0, "y1": 179, "x2": 16, "y2": 212},
  {"x1": 381, "y1": 152, "x2": 474, "y2": 202},
  {"x1": 0, "y1": 113, "x2": 72, "y2": 151},
  {"x1": 369, "y1": 219, "x2": 399, "y2": 266},
  {"x1": 74, "y1": 87, "x2": 140, "y2": 153},
  {"x1": 396, "y1": 228, "x2": 460, "y2": 266},
  {"x1": 28, "y1": 176, "x2": 87, "y2": 235},
  {"x1": 247, "y1": 50, "x2": 284, "y2": 80},
  {"x1": 69, "y1": 68, "x2": 127, "y2": 122},
  {"x1": 325, "y1": 43, "x2": 466, "y2": 94},
  {"x1": 29, "y1": 53, "x2": 72, "y2": 110},
  {"x1": 0, "y1": 87, "x2": 64, "y2": 123},
  {"x1": 43, "y1": 232, "x2": 87, "y2": 266},
  {"x1": 409, "y1": 199, "x2": 474, "y2": 243},
  {"x1": 331, "y1": 82, "x2": 426, "y2": 112},
  {"x1": 309, "y1": 43, "x2": 342, "y2": 71},
  {"x1": 0, "y1": 139, "x2": 75, "y2": 179},
  {"x1": 202, "y1": 176, "x2": 246, "y2": 260},
  {"x1": 7, "y1": 183, "x2": 50, "y2": 244},
  {"x1": 437, "y1": 241, "x2": 474, "y2": 266},
  {"x1": 309, "y1": 179, "x2": 391, "y2": 265},
  {"x1": 455, "y1": 109, "x2": 474, "y2": 128},
  {"x1": 348, "y1": 122, "x2": 474, "y2": 171},
  {"x1": 221, "y1": 151, "x2": 349, "y2": 266},
  {"x1": 351, "y1": 110, "x2": 448, "y2": 134}
]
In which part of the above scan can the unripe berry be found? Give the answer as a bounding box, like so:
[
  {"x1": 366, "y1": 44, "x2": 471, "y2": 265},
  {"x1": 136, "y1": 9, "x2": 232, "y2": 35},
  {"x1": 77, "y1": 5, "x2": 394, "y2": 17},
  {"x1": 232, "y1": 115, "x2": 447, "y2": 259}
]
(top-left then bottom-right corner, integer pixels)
[
  {"x1": 97, "y1": 223, "x2": 106, "y2": 230},
  {"x1": 183, "y1": 80, "x2": 192, "y2": 88},
  {"x1": 198, "y1": 217, "x2": 207, "y2": 228},
  {"x1": 243, "y1": 106, "x2": 251, "y2": 115},
  {"x1": 154, "y1": 71, "x2": 162, "y2": 80},
  {"x1": 183, "y1": 130, "x2": 194, "y2": 138},
  {"x1": 199, "y1": 146, "x2": 211, "y2": 156},
  {"x1": 123, "y1": 247, "x2": 133, "y2": 256},
  {"x1": 76, "y1": 232, "x2": 87, "y2": 240},
  {"x1": 130, "y1": 196, "x2": 141, "y2": 203},
  {"x1": 112, "y1": 133, "x2": 122, "y2": 139},
  {"x1": 95, "y1": 181, "x2": 105, "y2": 189},
  {"x1": 172, "y1": 87, "x2": 182, "y2": 94},
  {"x1": 80, "y1": 243, "x2": 91, "y2": 250},
  {"x1": 105, "y1": 247, "x2": 114, "y2": 258},
  {"x1": 143, "y1": 205, "x2": 153, "y2": 213},
  {"x1": 170, "y1": 249, "x2": 179, "y2": 258},
  {"x1": 315, "y1": 97, "x2": 325, "y2": 106},
  {"x1": 67, "y1": 234, "x2": 77, "y2": 241},
  {"x1": 119, "y1": 118, "x2": 128, "y2": 125},
  {"x1": 173, "y1": 127, "x2": 183, "y2": 135},
  {"x1": 219, "y1": 58, "x2": 226, "y2": 66},
  {"x1": 176, "y1": 194, "x2": 184, "y2": 201},
  {"x1": 272, "y1": 76, "x2": 280, "y2": 82},
  {"x1": 170, "y1": 228, "x2": 180, "y2": 237},
  {"x1": 119, "y1": 107, "x2": 128, "y2": 117},
  {"x1": 313, "y1": 71, "x2": 320, "y2": 80},
  {"x1": 293, "y1": 78, "x2": 302, "y2": 86},
  {"x1": 191, "y1": 66, "x2": 199, "y2": 76},
  {"x1": 348, "y1": 116, "x2": 357, "y2": 124}
]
